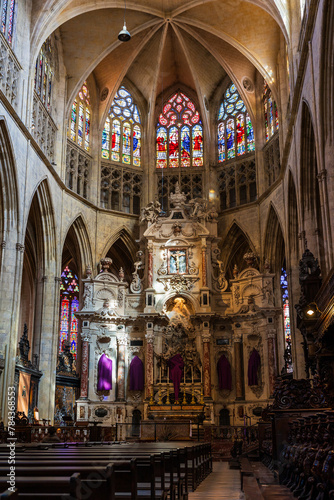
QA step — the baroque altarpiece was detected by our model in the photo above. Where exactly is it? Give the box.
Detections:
[76,185,281,429]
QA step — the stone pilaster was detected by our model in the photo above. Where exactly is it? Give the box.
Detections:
[234,335,244,400]
[147,243,153,289]
[116,334,128,401]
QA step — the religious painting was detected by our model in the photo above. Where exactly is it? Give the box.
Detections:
[168,248,187,274]
[17,371,31,417]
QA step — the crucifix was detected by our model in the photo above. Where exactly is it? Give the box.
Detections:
[170,249,186,274]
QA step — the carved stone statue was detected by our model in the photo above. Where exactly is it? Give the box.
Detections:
[170,182,187,209]
[130,251,144,293]
[140,200,161,224]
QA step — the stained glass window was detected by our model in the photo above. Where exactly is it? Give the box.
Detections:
[69,81,91,152]
[263,80,279,142]
[218,83,254,163]
[59,266,79,358]
[102,118,110,159]
[101,86,141,166]
[34,37,53,111]
[156,91,203,168]
[1,0,15,45]
[280,267,293,373]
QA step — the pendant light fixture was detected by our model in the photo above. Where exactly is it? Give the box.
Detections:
[118,0,131,42]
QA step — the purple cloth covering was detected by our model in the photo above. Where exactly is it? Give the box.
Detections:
[217,354,232,390]
[129,356,144,391]
[248,349,261,386]
[168,354,184,401]
[97,353,112,391]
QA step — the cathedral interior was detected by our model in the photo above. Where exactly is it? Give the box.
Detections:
[1,0,334,482]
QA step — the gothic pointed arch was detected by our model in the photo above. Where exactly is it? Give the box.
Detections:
[62,214,93,277]
[220,222,257,283]
[300,101,325,273]
[102,227,138,283]
[19,178,56,359]
[263,203,285,274]
[0,118,19,240]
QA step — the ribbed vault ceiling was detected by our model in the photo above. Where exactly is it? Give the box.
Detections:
[31,0,284,127]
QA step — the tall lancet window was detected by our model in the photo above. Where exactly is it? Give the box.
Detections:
[218,83,255,163]
[69,82,91,152]
[1,0,16,45]
[34,37,53,112]
[102,86,141,166]
[263,80,279,142]
[280,266,293,373]
[156,91,203,168]
[59,266,79,358]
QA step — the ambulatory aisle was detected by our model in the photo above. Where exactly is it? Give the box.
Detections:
[189,462,242,500]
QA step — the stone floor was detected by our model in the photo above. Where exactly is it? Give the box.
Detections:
[188,461,295,500]
[189,462,242,499]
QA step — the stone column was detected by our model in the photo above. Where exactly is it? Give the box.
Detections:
[80,337,90,399]
[117,334,128,401]
[267,330,278,396]
[234,335,244,400]
[202,247,207,287]
[147,244,153,289]
[202,327,211,398]
[145,325,154,400]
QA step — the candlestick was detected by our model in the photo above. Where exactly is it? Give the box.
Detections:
[191,383,195,405]
[166,383,170,405]
[200,365,202,383]
[158,383,162,405]
[184,365,185,384]
[182,383,187,405]
[160,363,162,384]
[192,366,194,384]
[167,366,169,383]
[149,384,154,405]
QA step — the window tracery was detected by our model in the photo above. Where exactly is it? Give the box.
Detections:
[100,165,142,214]
[34,37,53,112]
[263,80,279,142]
[69,81,91,152]
[157,173,203,213]
[218,83,255,163]
[156,91,203,169]
[102,86,141,167]
[1,0,15,45]
[59,266,79,358]
[218,159,256,210]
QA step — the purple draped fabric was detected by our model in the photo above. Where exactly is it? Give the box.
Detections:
[168,354,184,401]
[97,354,112,391]
[248,349,261,386]
[129,356,144,391]
[217,354,232,390]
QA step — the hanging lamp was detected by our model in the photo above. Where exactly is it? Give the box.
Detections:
[118,0,131,42]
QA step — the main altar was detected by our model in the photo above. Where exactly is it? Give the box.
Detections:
[75,184,280,432]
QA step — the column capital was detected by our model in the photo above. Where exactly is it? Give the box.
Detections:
[202,331,211,343]
[117,334,129,346]
[233,335,243,343]
[81,333,91,342]
[145,331,155,344]
[267,329,277,339]
[16,243,24,252]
